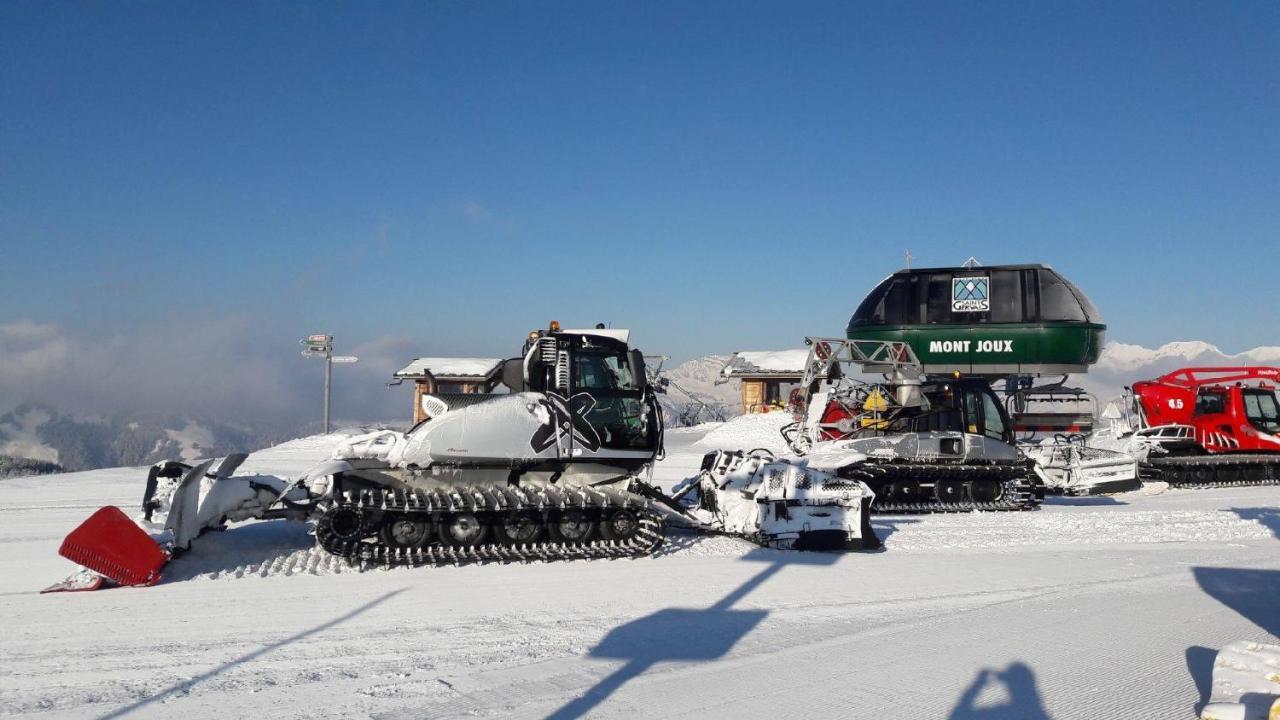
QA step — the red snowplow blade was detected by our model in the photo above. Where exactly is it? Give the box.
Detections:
[57,506,168,587]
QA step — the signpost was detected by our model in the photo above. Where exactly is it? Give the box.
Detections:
[300,334,357,433]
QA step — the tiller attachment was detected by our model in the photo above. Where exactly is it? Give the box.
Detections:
[52,506,168,589]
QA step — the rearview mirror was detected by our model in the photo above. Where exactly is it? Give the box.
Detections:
[628,350,647,391]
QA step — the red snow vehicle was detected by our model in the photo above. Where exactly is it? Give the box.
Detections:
[1130,367,1280,486]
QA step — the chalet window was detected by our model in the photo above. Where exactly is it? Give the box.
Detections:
[766,381,798,406]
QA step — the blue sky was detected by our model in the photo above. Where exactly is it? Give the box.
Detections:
[2,2,1277,422]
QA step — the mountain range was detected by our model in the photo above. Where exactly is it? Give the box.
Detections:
[0,405,282,477]
[3,340,1277,476]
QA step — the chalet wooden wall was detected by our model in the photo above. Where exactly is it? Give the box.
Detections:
[412,379,487,423]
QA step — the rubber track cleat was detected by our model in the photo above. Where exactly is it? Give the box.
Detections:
[55,506,168,588]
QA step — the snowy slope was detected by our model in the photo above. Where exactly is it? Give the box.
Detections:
[1080,341,1280,403]
[654,355,740,426]
[2,428,1279,719]
[0,405,58,463]
[0,405,274,472]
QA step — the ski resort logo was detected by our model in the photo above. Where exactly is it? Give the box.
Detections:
[530,392,602,453]
[951,276,990,312]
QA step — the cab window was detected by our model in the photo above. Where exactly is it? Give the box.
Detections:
[987,270,1024,323]
[851,276,916,326]
[572,352,637,391]
[981,391,1008,441]
[1195,390,1226,415]
[962,389,981,434]
[571,350,650,450]
[1038,271,1088,322]
[1243,391,1280,433]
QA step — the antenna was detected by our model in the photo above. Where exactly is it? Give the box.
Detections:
[904,250,913,270]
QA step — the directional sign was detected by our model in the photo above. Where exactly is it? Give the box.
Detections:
[307,334,332,344]
[330,356,359,364]
[301,349,328,358]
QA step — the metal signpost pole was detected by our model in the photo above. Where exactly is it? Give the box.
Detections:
[324,349,332,434]
[302,334,356,436]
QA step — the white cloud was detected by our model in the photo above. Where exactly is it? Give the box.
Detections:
[0,317,416,429]
[0,320,72,383]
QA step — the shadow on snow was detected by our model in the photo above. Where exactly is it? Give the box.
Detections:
[1042,495,1126,507]
[1187,563,1280,717]
[1185,645,1217,715]
[160,520,318,582]
[947,662,1050,720]
[1232,507,1280,541]
[871,517,920,543]
[545,548,843,719]
[99,587,408,718]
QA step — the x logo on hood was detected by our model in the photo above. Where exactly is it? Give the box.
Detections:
[530,392,602,454]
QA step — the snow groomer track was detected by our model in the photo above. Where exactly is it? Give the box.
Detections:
[315,483,666,567]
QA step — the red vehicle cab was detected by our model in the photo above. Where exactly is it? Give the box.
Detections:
[1132,367,1280,454]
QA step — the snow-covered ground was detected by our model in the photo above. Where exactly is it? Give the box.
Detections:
[3,427,1279,719]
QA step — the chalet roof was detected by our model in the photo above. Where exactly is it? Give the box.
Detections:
[394,357,504,380]
[720,349,810,379]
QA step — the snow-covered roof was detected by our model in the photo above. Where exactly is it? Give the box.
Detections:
[561,328,630,344]
[721,349,810,378]
[394,357,504,380]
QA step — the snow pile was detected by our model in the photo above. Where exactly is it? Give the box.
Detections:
[693,412,794,454]
[1201,641,1280,719]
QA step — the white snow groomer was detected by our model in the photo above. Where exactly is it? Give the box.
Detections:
[54,324,672,589]
[671,449,881,551]
[778,338,1043,513]
[52,324,885,592]
[1005,381,1140,496]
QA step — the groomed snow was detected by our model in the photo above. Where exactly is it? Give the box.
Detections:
[2,425,1279,718]
[692,411,793,454]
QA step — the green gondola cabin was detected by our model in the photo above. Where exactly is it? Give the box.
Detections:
[847,264,1105,377]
